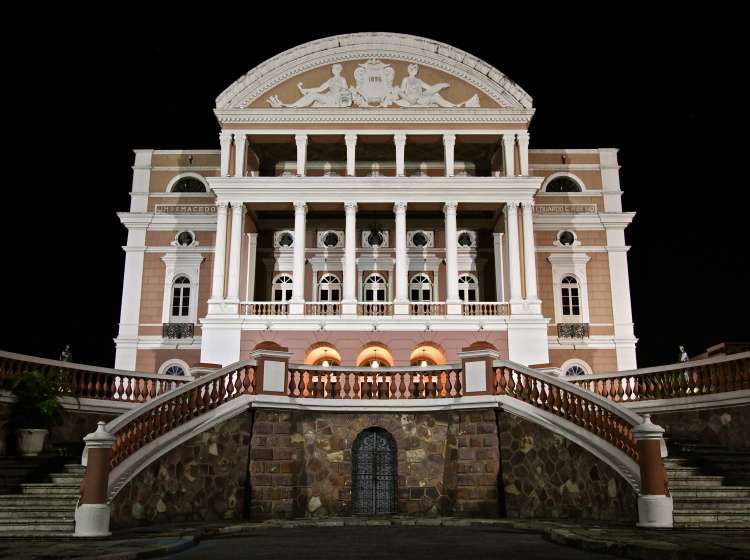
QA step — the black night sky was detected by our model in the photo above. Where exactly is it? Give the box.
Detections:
[1,10,747,369]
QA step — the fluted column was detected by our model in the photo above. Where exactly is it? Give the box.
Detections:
[343,201,358,314]
[517,132,530,176]
[234,133,247,177]
[502,134,515,177]
[394,134,406,177]
[345,134,357,176]
[246,233,258,302]
[393,201,408,314]
[504,202,523,305]
[521,202,539,309]
[291,202,307,313]
[492,232,505,302]
[295,134,308,176]
[443,134,456,177]
[226,203,246,303]
[444,201,461,313]
[219,132,232,177]
[210,201,229,303]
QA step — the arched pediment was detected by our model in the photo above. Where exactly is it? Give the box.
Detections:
[216,33,532,110]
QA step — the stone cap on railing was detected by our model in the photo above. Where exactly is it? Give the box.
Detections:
[569,350,750,382]
[0,350,189,384]
[492,358,644,428]
[287,363,461,374]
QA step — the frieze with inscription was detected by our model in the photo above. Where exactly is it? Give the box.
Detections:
[534,204,598,215]
[155,204,217,215]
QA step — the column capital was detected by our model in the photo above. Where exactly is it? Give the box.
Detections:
[502,133,515,145]
[219,131,233,143]
[344,201,358,213]
[443,133,456,145]
[345,134,357,144]
[521,200,534,211]
[393,133,407,145]
[503,201,519,214]
[216,200,229,210]
[516,131,530,143]
[294,134,308,144]
[443,201,458,214]
[293,201,308,214]
[231,202,247,214]
[393,201,407,214]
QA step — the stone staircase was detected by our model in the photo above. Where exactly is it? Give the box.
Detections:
[0,460,83,536]
[667,442,750,529]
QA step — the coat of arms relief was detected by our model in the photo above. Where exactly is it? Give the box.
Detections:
[266,61,481,108]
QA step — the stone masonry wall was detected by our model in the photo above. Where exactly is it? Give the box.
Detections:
[651,404,750,450]
[497,412,637,522]
[111,414,252,528]
[248,410,500,519]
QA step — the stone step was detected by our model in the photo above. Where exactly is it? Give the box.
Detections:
[20,483,80,496]
[673,509,750,520]
[0,495,78,507]
[668,476,725,487]
[63,464,85,474]
[0,507,75,520]
[50,473,84,484]
[665,465,701,475]
[673,521,750,529]
[0,520,74,533]
[671,487,750,498]
[700,455,750,463]
[673,497,750,510]
[663,457,690,465]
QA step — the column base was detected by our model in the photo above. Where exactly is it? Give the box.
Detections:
[288,301,305,316]
[207,299,239,315]
[446,300,463,315]
[74,503,111,537]
[341,301,358,315]
[393,301,410,315]
[636,494,673,528]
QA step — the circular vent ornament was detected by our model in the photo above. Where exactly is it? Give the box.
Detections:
[323,231,340,247]
[412,231,428,247]
[278,232,294,247]
[177,231,195,246]
[368,231,384,247]
[458,232,473,247]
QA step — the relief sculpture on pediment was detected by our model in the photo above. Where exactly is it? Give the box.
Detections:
[266,60,481,108]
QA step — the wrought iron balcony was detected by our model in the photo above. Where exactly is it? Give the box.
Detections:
[557,323,589,339]
[162,323,195,339]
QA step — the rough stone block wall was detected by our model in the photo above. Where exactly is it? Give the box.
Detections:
[497,412,636,521]
[111,414,252,528]
[453,410,501,516]
[651,404,750,450]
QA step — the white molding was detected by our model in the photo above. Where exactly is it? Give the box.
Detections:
[624,390,750,414]
[157,358,191,377]
[541,171,587,193]
[547,253,592,325]
[560,358,593,376]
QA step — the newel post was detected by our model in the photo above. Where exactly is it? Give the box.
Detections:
[250,347,293,396]
[74,421,116,537]
[632,414,673,528]
[458,346,501,396]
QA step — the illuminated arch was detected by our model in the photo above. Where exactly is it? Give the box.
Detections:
[409,342,447,366]
[304,342,343,366]
[356,342,394,368]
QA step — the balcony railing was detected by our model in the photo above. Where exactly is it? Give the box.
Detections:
[557,323,590,339]
[357,302,393,316]
[162,323,194,339]
[462,302,510,316]
[305,302,341,316]
[409,302,446,316]
[240,302,289,315]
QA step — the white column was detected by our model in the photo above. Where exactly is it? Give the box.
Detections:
[394,134,406,177]
[517,132,530,176]
[219,132,232,177]
[502,134,515,177]
[290,201,307,313]
[444,201,461,314]
[234,133,247,177]
[393,201,408,314]
[343,201,358,314]
[246,233,258,302]
[606,226,638,370]
[521,201,540,312]
[345,134,357,177]
[210,201,229,300]
[226,203,246,303]
[295,134,308,176]
[114,224,147,370]
[504,202,523,307]
[443,134,456,177]
[492,232,505,302]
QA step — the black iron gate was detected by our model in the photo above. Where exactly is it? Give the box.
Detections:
[352,427,398,514]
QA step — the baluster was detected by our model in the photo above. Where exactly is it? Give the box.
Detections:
[530,378,540,404]
[717,363,727,393]
[341,372,350,399]
[124,376,133,402]
[424,375,434,398]
[614,378,624,402]
[574,394,584,426]
[396,372,406,398]
[496,368,506,395]
[416,375,425,399]
[539,382,548,410]
[132,378,142,402]
[506,369,515,395]
[451,370,461,397]
[390,375,398,399]
[324,373,333,399]
[353,373,361,399]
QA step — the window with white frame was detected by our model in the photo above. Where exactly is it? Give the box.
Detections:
[272,274,293,302]
[363,273,387,302]
[158,359,190,377]
[561,275,581,319]
[410,274,432,302]
[171,276,191,319]
[318,274,341,302]
[561,359,592,377]
[458,273,478,302]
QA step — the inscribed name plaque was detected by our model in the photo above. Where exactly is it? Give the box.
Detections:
[262,360,286,393]
[463,360,488,393]
[154,205,217,214]
[534,204,597,215]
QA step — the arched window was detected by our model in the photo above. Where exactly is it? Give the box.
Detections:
[363,273,387,302]
[561,276,581,318]
[171,176,207,193]
[545,176,582,193]
[561,359,591,377]
[158,359,190,377]
[409,274,432,302]
[458,274,478,302]
[171,276,191,318]
[272,274,293,302]
[318,274,341,302]
[565,364,587,376]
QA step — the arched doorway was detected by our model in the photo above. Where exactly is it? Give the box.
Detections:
[352,427,398,514]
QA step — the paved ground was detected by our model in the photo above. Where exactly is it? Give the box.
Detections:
[164,525,619,560]
[1,518,749,559]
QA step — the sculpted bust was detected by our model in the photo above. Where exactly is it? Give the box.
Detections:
[390,64,479,108]
[267,64,352,108]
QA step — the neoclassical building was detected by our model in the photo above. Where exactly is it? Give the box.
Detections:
[114,33,637,378]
